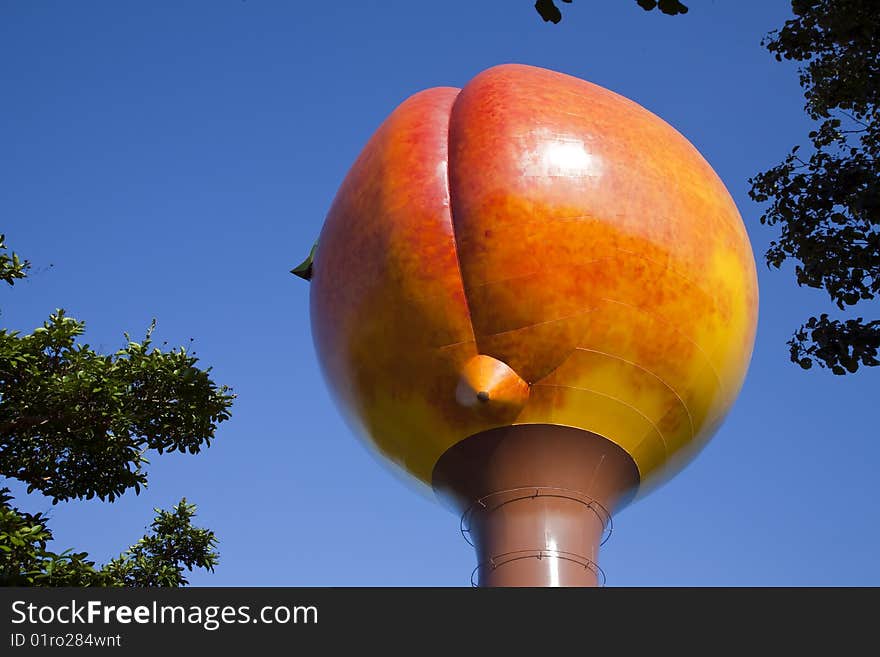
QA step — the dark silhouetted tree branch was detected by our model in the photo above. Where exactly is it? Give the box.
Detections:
[749,0,880,374]
[535,0,688,24]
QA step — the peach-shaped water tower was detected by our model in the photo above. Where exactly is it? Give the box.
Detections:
[297,64,758,586]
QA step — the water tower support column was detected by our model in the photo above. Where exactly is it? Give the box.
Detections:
[432,424,640,587]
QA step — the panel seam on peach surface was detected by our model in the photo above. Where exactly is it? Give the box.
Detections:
[471,307,599,341]
[444,89,478,347]
[570,347,696,443]
[599,297,727,398]
[531,383,669,459]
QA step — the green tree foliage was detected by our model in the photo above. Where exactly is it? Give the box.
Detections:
[0,237,233,585]
[0,235,30,286]
[0,311,232,503]
[749,1,879,374]
[100,499,218,587]
[534,0,688,24]
[1,493,217,586]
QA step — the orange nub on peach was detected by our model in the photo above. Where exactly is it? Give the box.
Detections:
[309,64,758,495]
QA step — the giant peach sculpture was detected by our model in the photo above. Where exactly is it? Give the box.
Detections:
[297,64,758,586]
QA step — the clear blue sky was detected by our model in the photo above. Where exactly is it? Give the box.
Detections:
[2,1,877,586]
